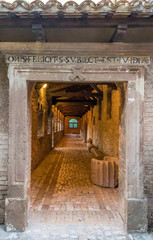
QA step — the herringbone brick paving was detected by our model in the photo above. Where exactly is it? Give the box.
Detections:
[30,135,123,227]
[0,135,152,239]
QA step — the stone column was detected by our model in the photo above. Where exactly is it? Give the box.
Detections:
[120,69,148,232]
[5,66,29,231]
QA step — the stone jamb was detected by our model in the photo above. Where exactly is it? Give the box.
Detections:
[5,61,147,232]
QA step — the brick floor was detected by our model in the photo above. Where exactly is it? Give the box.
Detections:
[30,135,123,227]
[0,135,153,239]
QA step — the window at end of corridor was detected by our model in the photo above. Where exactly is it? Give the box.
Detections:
[69,118,78,129]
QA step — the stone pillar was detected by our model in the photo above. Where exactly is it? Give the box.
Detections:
[119,70,148,233]
[5,66,29,231]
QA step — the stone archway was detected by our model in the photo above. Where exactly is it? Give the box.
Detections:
[5,49,148,232]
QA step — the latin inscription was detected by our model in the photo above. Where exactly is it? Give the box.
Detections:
[6,55,150,65]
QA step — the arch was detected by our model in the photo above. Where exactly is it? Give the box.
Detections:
[69,118,78,128]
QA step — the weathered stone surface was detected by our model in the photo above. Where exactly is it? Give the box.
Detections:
[0,223,153,240]
[91,158,118,188]
[143,63,153,231]
[5,198,27,232]
[127,198,148,233]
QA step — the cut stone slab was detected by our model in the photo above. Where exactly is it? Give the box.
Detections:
[5,198,27,232]
[91,158,118,188]
[126,198,148,233]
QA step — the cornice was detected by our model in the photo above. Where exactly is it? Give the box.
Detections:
[0,0,153,14]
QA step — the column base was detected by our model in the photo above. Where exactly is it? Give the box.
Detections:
[126,198,148,233]
[5,198,27,232]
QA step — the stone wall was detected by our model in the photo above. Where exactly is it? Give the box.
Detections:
[31,87,64,171]
[54,131,64,147]
[31,86,51,171]
[0,54,8,224]
[64,116,81,135]
[82,85,120,160]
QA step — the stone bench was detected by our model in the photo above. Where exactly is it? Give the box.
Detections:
[91,157,118,188]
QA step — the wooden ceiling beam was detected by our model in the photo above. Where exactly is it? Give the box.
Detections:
[50,91,102,98]
[81,11,88,20]
[8,12,19,19]
[54,99,96,103]
[129,11,139,18]
[111,23,128,42]
[62,112,85,114]
[59,106,89,110]
[61,107,88,111]
[57,11,64,20]
[58,106,89,110]
[0,17,153,28]
[90,84,103,94]
[58,110,88,114]
[48,84,74,92]
[64,114,81,117]
[56,102,93,107]
[105,11,114,19]
[53,99,97,105]
[32,23,46,42]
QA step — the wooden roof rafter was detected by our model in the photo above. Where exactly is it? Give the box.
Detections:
[36,82,116,117]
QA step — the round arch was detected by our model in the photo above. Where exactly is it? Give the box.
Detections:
[69,118,78,128]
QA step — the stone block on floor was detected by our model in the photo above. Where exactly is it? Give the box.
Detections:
[91,158,118,188]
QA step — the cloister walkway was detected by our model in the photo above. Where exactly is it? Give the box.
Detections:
[30,134,123,228]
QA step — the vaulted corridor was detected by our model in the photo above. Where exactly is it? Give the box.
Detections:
[30,135,123,228]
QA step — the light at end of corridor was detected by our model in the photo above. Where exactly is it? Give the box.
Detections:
[43,84,47,88]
